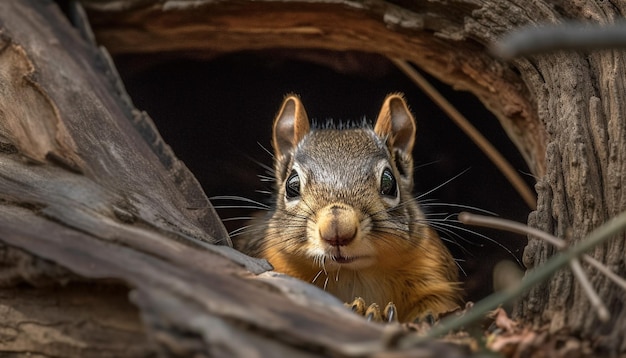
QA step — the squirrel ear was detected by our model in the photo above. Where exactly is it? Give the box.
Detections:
[374,93,416,154]
[272,95,310,159]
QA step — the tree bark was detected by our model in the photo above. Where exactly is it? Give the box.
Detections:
[82,0,626,354]
[85,0,546,179]
[0,1,465,357]
[1,0,625,356]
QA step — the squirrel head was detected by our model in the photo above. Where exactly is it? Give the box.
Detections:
[272,93,416,188]
[266,94,428,273]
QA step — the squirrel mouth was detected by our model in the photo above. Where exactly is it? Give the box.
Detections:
[331,255,357,264]
[327,247,369,265]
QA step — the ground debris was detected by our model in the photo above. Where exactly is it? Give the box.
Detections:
[485,308,594,357]
[396,305,597,358]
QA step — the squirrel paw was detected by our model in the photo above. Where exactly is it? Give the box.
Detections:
[346,297,398,323]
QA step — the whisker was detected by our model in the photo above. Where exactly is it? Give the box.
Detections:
[210,195,270,209]
[221,216,255,222]
[415,168,471,200]
[212,205,270,210]
[429,231,475,255]
[430,219,521,265]
[428,220,493,243]
[413,160,441,172]
[426,222,485,247]
[420,202,498,216]
[228,224,261,238]
[257,141,275,160]
[268,209,310,221]
[296,196,317,220]
[455,261,468,277]
[312,269,324,284]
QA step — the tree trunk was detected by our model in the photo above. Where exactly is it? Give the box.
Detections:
[1,0,625,356]
[0,1,466,357]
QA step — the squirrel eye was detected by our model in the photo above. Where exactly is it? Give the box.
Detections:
[285,170,301,199]
[380,168,398,197]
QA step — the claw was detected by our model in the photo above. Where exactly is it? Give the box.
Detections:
[365,303,382,322]
[346,297,367,315]
[347,298,399,324]
[383,302,398,323]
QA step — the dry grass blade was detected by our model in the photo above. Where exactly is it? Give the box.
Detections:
[459,213,626,292]
[459,213,620,321]
[400,210,626,344]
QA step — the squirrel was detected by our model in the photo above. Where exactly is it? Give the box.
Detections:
[236,93,461,323]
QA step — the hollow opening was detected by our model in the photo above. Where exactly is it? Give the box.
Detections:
[113,49,533,302]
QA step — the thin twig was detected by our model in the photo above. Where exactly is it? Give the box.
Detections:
[491,21,626,60]
[390,58,537,210]
[459,213,613,321]
[459,213,626,292]
[401,210,626,343]
[568,259,610,321]
[460,213,610,321]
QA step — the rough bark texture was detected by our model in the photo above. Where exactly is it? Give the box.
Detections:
[512,4,626,353]
[1,0,625,356]
[82,0,626,354]
[0,280,151,357]
[85,0,546,179]
[0,1,465,357]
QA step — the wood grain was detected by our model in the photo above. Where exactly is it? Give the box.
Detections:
[1,0,626,355]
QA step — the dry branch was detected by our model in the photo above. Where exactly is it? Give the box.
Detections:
[81,0,626,353]
[0,1,464,356]
[1,0,626,356]
[82,0,545,178]
[81,3,626,350]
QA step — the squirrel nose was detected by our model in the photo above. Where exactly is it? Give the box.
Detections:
[318,204,358,246]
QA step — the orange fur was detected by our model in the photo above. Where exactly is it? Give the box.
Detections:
[236,94,462,323]
[262,225,460,322]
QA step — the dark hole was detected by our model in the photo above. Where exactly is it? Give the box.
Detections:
[113,49,533,302]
